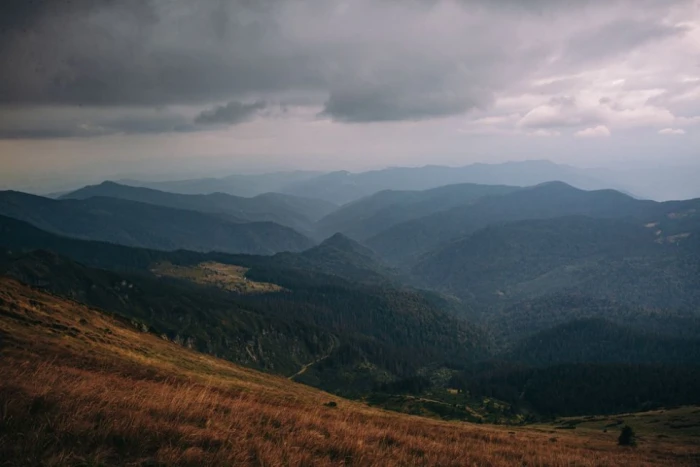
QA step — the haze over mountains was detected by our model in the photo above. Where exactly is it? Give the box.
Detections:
[109,160,700,203]
[61,180,336,236]
[105,161,610,201]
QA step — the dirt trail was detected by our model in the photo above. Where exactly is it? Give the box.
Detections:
[289,342,336,380]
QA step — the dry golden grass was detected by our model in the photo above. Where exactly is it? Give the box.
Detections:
[151,261,284,294]
[1,277,698,466]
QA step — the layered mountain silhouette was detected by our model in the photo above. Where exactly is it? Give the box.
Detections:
[0,191,315,254]
[315,182,518,240]
[62,181,336,235]
[367,181,700,263]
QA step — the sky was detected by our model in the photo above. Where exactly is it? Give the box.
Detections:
[1,0,699,192]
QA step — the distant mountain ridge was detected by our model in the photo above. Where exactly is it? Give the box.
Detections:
[115,160,624,205]
[0,191,315,255]
[412,215,700,309]
[367,181,700,264]
[61,181,336,235]
[118,170,324,197]
[0,215,391,286]
[282,160,618,204]
[315,182,519,240]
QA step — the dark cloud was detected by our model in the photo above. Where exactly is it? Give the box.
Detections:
[322,81,492,122]
[0,0,694,136]
[195,100,266,125]
[0,1,320,107]
[0,106,195,139]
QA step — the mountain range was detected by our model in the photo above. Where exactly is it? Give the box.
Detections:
[367,181,700,264]
[2,167,700,429]
[112,160,633,204]
[0,190,315,254]
[62,181,336,236]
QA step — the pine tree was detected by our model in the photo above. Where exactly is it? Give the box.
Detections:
[618,425,636,446]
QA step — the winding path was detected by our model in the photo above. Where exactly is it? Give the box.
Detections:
[289,341,336,380]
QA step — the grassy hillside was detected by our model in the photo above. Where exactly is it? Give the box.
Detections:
[2,277,698,466]
[0,191,315,255]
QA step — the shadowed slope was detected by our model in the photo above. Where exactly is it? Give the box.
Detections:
[0,190,315,255]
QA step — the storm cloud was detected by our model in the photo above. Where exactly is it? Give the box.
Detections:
[0,0,698,140]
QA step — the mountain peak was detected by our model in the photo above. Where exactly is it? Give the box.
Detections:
[305,232,381,264]
[531,180,578,190]
[318,232,372,255]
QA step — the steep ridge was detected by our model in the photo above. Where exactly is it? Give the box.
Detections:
[0,191,315,254]
[271,233,395,283]
[0,215,391,284]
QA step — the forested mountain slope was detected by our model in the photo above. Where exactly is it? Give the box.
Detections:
[0,246,488,394]
[0,191,315,254]
[368,182,700,264]
[62,181,336,234]
[412,216,700,309]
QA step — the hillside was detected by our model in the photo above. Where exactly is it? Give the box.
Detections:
[4,278,697,466]
[0,247,488,394]
[0,249,335,375]
[315,182,518,240]
[271,233,396,283]
[456,362,700,417]
[504,318,700,366]
[0,191,315,255]
[412,216,700,310]
[0,215,395,285]
[367,182,700,264]
[484,294,700,348]
[62,181,336,234]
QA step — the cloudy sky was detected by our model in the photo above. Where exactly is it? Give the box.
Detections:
[1,0,699,191]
